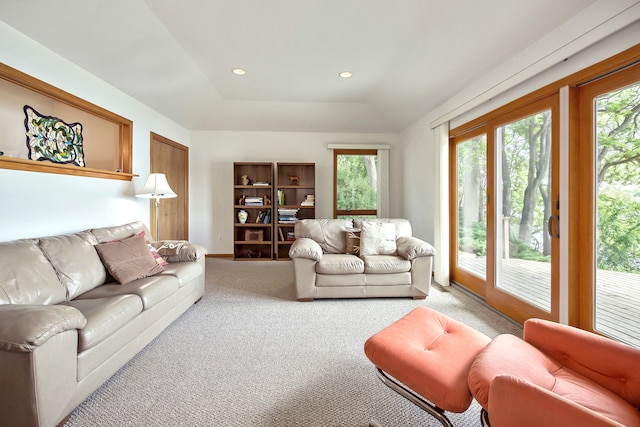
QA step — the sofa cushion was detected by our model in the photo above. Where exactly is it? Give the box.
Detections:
[360,221,397,256]
[362,255,411,274]
[63,294,143,351]
[89,221,153,244]
[0,239,67,305]
[316,254,365,274]
[94,234,165,284]
[38,231,108,300]
[160,262,203,287]
[75,275,179,310]
[295,219,353,254]
[354,218,412,239]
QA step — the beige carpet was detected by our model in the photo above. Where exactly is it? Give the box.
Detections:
[64,258,522,427]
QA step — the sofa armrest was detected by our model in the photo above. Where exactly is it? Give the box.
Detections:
[0,305,86,352]
[396,236,436,260]
[151,240,208,262]
[487,375,622,427]
[289,238,323,262]
[524,319,640,404]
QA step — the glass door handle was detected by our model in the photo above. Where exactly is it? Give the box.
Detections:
[547,215,560,238]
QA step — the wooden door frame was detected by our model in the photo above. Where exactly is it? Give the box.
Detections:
[485,94,560,324]
[150,132,189,239]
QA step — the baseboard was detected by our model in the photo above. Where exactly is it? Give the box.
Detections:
[446,282,523,330]
[206,253,234,258]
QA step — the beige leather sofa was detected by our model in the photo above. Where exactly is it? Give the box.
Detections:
[289,218,436,300]
[0,221,206,427]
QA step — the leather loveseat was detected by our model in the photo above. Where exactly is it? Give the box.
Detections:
[289,218,436,301]
[0,221,206,427]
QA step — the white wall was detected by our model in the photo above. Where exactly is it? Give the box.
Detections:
[0,21,190,241]
[189,131,401,252]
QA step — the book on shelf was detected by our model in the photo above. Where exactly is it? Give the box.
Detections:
[300,194,315,206]
[278,228,285,241]
[245,196,264,206]
[286,231,296,241]
[253,182,270,186]
[256,210,271,224]
[277,208,299,215]
[277,207,299,224]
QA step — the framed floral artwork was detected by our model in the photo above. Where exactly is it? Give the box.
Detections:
[23,105,85,167]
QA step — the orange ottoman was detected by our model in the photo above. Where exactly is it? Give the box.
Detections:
[364,307,491,425]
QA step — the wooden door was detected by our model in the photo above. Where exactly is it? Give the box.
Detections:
[150,132,188,240]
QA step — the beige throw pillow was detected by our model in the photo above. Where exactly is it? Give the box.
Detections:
[360,222,397,256]
[94,234,165,284]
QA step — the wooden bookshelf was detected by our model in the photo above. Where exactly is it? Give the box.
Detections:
[275,162,315,260]
[233,162,274,260]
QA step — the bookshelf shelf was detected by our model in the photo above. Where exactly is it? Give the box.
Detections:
[233,162,274,260]
[275,162,315,260]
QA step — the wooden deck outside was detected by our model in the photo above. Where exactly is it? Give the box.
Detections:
[458,255,640,348]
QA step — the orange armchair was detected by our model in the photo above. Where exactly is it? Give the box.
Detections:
[468,319,640,427]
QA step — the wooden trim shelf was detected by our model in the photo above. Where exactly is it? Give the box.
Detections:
[0,62,133,180]
[0,156,135,180]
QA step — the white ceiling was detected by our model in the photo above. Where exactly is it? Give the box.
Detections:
[0,0,598,132]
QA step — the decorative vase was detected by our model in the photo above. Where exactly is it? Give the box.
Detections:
[237,210,248,224]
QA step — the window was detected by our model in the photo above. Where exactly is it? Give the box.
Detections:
[334,149,378,218]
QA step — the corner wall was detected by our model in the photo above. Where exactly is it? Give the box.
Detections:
[189,131,401,253]
[0,21,190,241]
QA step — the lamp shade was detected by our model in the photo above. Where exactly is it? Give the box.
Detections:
[136,173,177,199]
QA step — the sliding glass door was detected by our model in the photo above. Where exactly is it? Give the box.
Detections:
[450,95,559,323]
[576,63,640,347]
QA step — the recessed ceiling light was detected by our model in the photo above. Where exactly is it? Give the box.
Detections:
[232,68,246,76]
[339,71,353,78]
